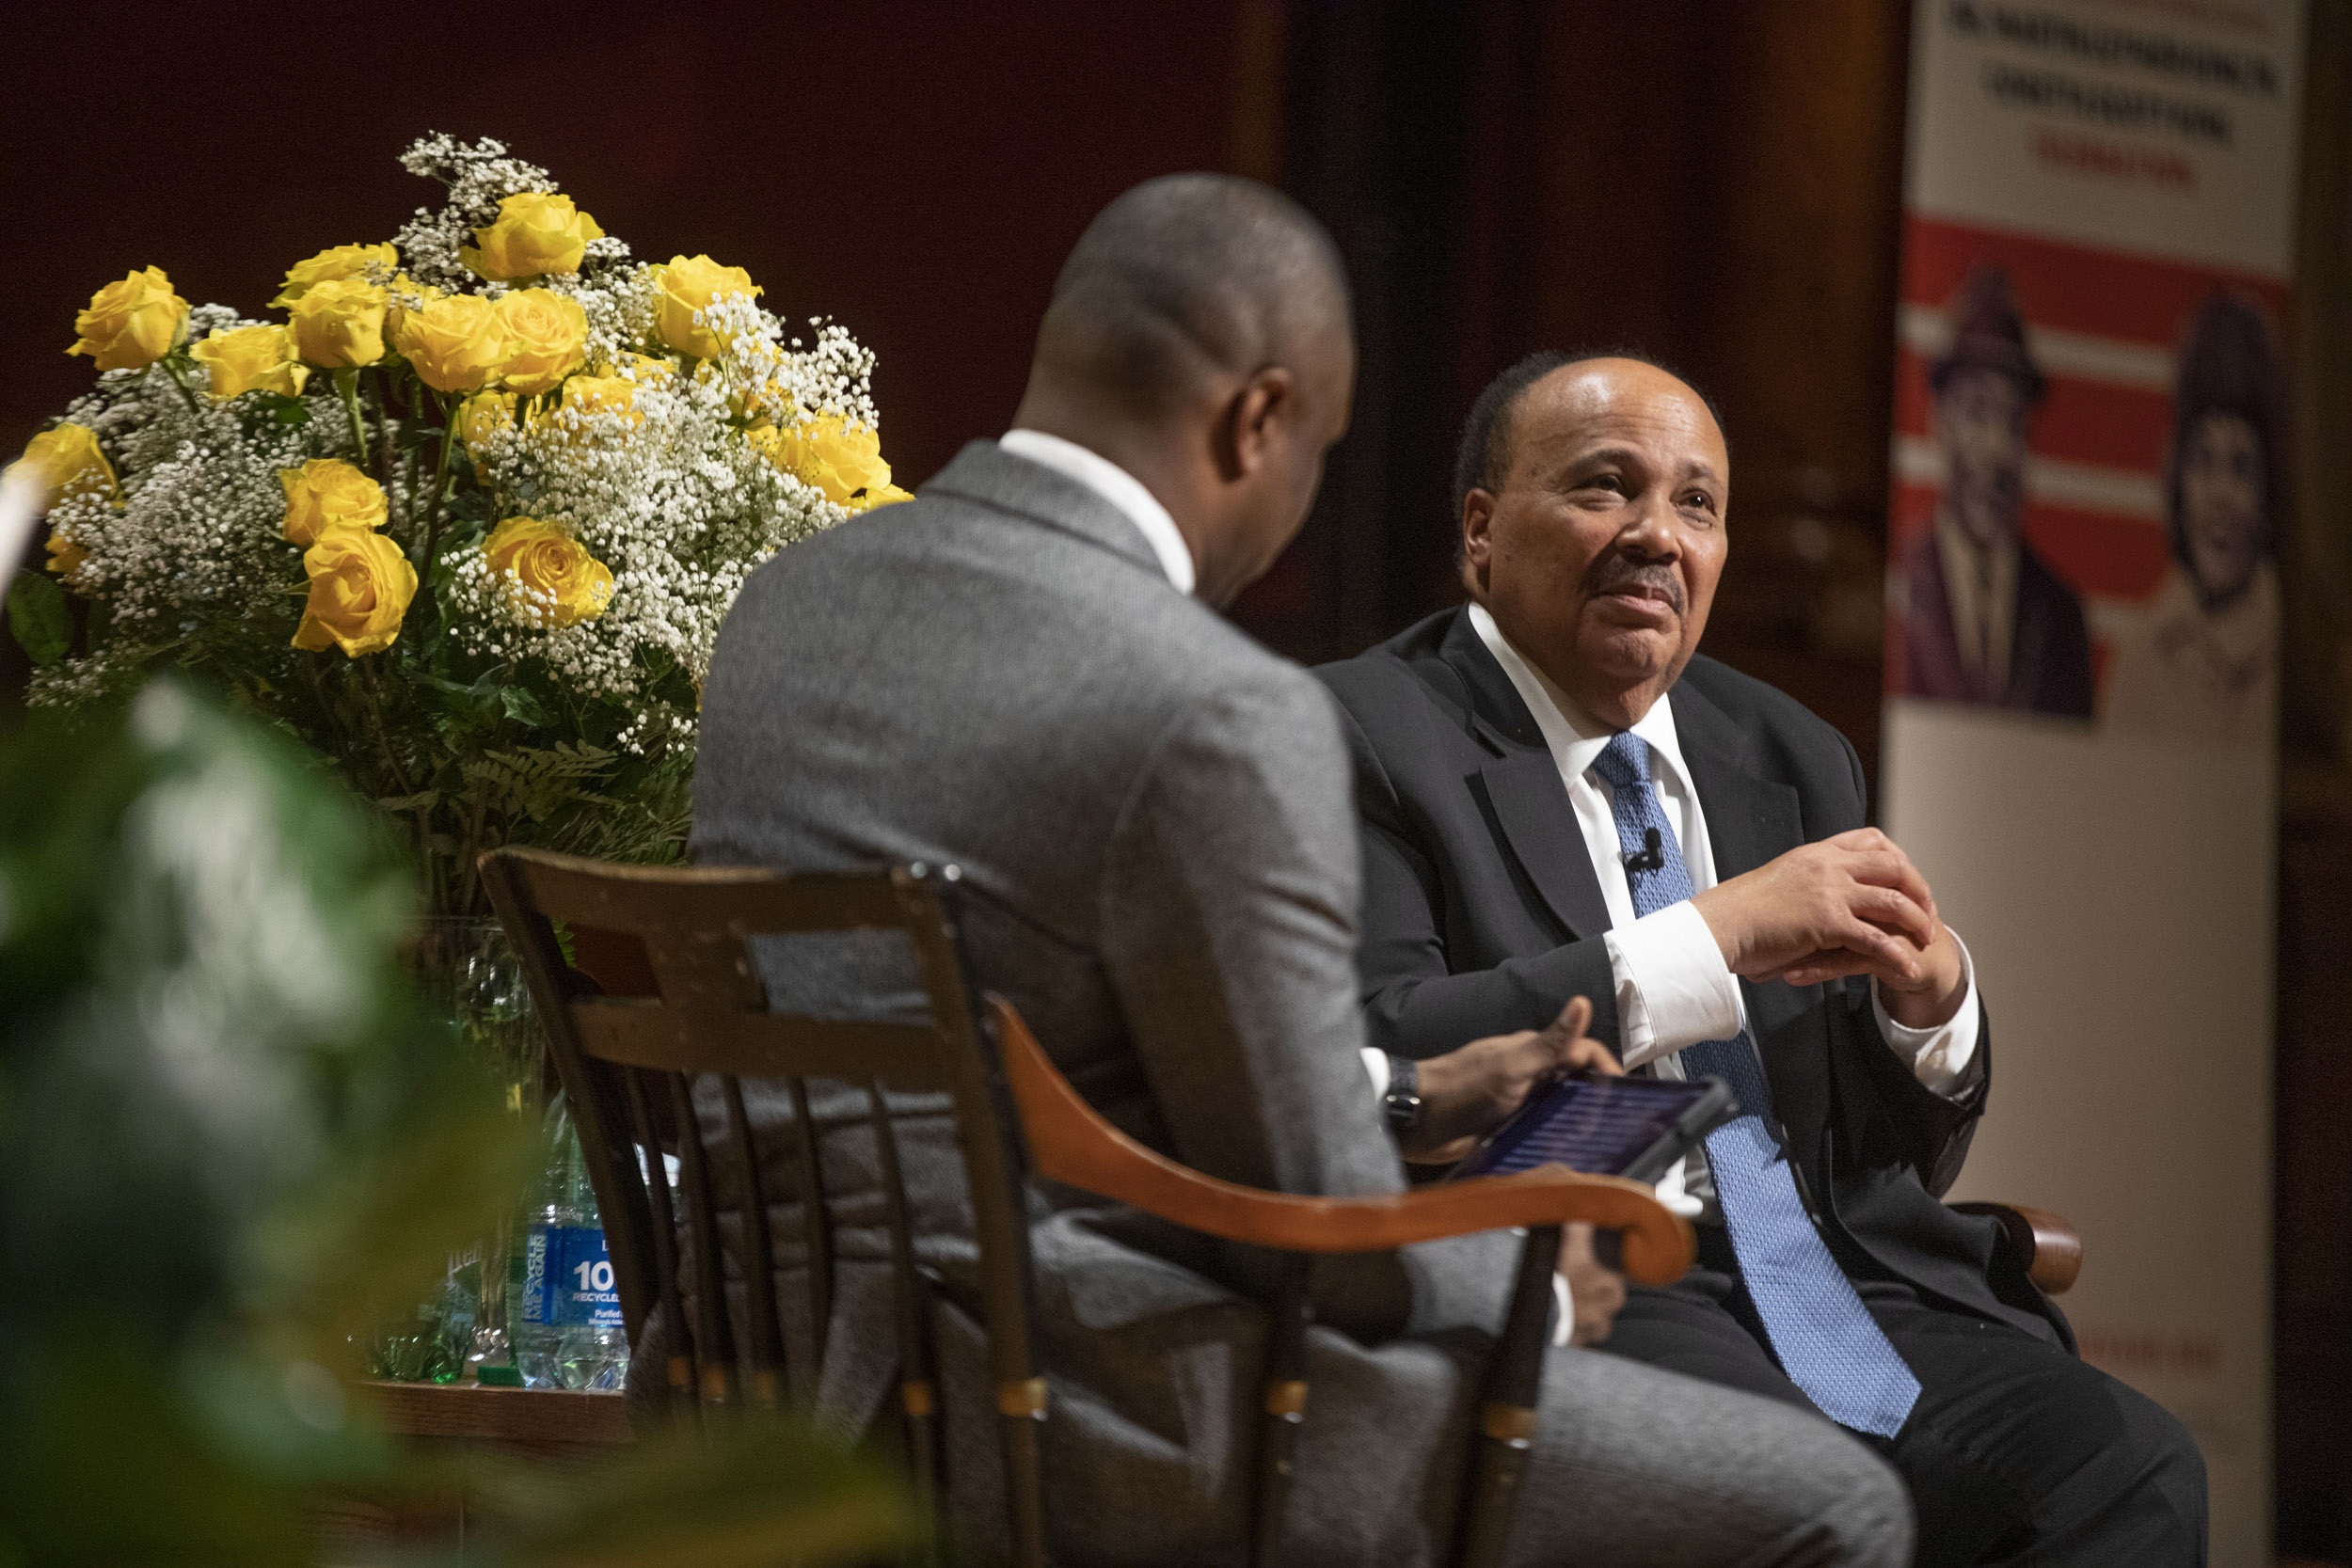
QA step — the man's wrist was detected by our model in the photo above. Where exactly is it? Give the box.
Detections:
[1381,1053,1425,1137]
[1874,927,1980,1094]
[1877,928,1968,1028]
[1688,883,1743,973]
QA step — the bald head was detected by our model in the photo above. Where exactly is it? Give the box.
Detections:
[1033,173,1352,419]
[1011,176,1357,608]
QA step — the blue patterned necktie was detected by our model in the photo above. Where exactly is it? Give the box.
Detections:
[1591,731,1920,1437]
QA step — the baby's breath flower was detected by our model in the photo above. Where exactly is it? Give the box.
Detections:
[438,253,870,751]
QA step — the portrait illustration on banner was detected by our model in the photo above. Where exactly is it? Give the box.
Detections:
[2103,293,2286,748]
[1885,231,2289,749]
[1893,262,2095,718]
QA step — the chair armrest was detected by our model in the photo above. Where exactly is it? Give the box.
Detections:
[989,996,1695,1286]
[1949,1201,2082,1295]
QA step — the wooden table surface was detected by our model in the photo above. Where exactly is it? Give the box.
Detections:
[360,1379,635,1447]
[316,1382,635,1555]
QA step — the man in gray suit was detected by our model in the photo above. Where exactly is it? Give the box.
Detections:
[690,174,1910,1565]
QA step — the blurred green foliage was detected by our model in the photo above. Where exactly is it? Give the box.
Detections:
[0,682,914,1567]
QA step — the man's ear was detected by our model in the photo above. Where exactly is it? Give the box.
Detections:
[1459,488,1500,602]
[1213,365,1294,483]
[1462,487,1497,565]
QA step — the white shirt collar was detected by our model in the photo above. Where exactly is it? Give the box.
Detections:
[998,429,1195,595]
[1465,601,1695,799]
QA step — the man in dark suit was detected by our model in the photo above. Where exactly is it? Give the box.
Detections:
[1315,352,2203,1566]
[1894,263,2095,718]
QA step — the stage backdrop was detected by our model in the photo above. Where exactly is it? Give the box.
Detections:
[1881,1,2303,1560]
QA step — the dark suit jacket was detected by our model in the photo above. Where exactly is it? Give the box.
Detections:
[1897,529,2095,718]
[1313,607,2071,1350]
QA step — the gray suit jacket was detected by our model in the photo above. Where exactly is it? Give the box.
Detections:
[679,441,1518,1560]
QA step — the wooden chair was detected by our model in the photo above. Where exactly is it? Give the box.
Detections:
[1952,1202,2081,1295]
[480,847,1697,1568]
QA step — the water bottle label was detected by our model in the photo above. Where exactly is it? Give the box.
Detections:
[556,1227,622,1328]
[518,1223,556,1327]
[518,1224,621,1329]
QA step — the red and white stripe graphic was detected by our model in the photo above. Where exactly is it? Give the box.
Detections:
[1886,215,2289,680]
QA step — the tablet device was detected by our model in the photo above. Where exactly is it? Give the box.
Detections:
[1445,1073,1738,1185]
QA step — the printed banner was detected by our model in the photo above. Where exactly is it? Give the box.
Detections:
[1880,3,2304,1561]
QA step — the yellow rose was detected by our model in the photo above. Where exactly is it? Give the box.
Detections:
[270,243,397,308]
[9,423,119,509]
[860,482,915,511]
[760,415,900,510]
[190,324,310,400]
[457,389,517,454]
[393,293,506,394]
[555,373,643,429]
[383,273,445,342]
[45,529,87,582]
[287,277,388,369]
[461,192,604,280]
[494,288,589,395]
[67,266,189,372]
[279,459,388,546]
[292,526,417,657]
[483,516,614,628]
[651,254,760,357]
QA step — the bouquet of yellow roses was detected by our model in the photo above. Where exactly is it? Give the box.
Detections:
[8,135,909,914]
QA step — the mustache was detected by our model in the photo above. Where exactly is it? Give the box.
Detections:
[1587,557,1686,613]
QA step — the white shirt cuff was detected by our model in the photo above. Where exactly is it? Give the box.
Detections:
[1603,899,1745,1069]
[1649,1155,1706,1219]
[1361,1046,1391,1098]
[1552,1272,1572,1347]
[1872,927,1982,1099]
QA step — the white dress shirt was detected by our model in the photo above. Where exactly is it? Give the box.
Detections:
[1467,602,1983,1219]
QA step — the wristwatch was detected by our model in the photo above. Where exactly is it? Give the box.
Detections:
[1381,1053,1424,1137]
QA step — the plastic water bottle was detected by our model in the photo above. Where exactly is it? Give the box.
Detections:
[550,1129,630,1389]
[509,1109,567,1387]
[512,1097,629,1389]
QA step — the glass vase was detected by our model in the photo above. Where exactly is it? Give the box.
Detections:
[382,917,544,1382]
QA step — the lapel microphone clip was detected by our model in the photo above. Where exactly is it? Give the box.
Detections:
[1623,827,1665,874]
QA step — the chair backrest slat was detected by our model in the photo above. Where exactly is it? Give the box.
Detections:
[668,1068,739,1410]
[720,1073,789,1410]
[489,883,662,1354]
[868,1077,943,1563]
[892,873,1049,1568]
[787,1076,834,1385]
[494,858,912,937]
[573,1006,950,1085]
[626,1066,696,1411]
